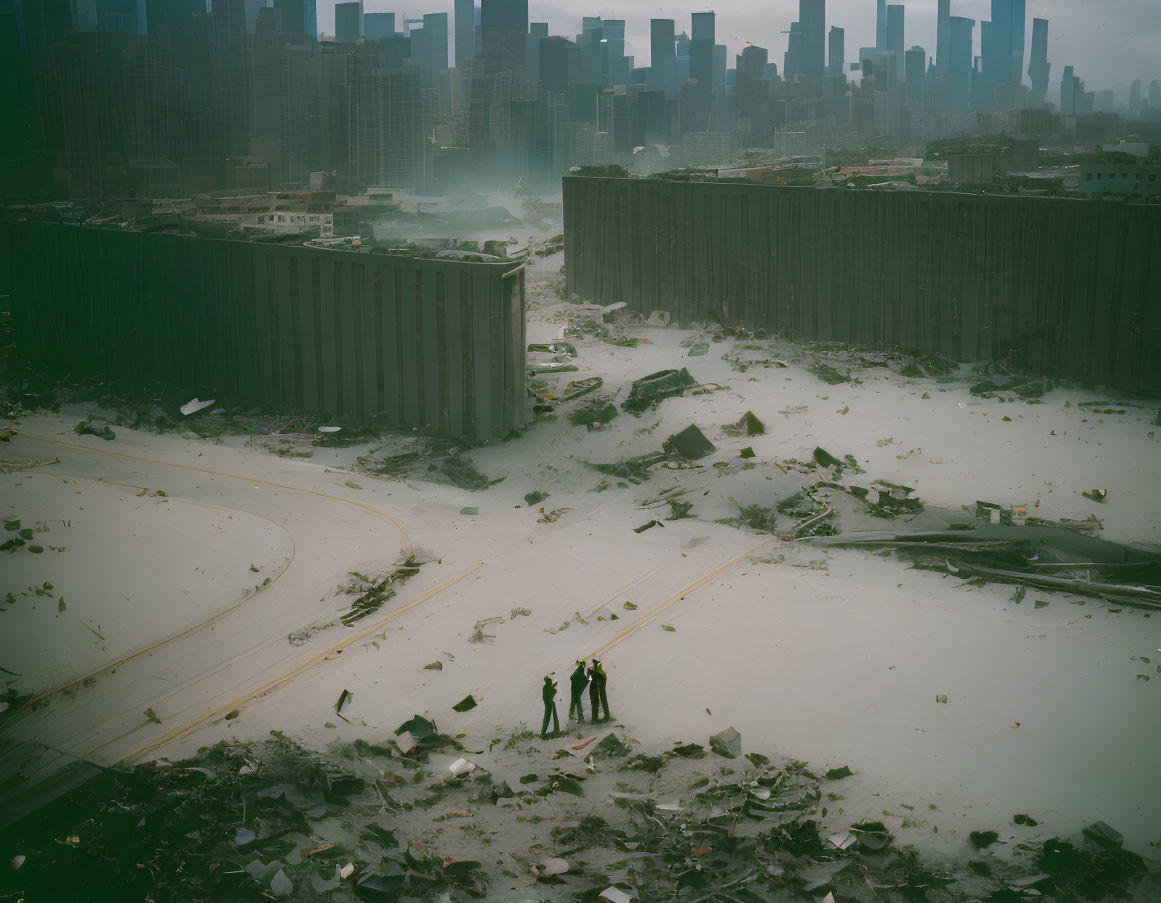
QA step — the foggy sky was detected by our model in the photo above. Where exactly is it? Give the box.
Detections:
[328,0,1160,98]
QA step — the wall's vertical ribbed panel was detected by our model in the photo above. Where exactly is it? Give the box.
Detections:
[563,177,1161,393]
[2,224,526,439]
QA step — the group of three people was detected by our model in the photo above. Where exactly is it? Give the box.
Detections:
[541,658,609,738]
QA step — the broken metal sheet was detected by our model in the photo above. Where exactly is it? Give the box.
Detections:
[663,424,717,460]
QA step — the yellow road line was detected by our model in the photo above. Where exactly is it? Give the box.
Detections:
[584,539,777,660]
[10,429,414,554]
[119,561,483,763]
[584,568,660,618]
[22,485,297,711]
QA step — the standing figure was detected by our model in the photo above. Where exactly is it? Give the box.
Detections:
[588,658,610,722]
[540,675,560,738]
[568,659,588,722]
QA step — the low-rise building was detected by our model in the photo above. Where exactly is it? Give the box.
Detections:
[1078,163,1161,196]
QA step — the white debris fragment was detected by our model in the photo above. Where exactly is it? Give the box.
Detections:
[340,863,355,879]
[318,426,342,433]
[828,832,857,850]
[599,888,633,903]
[449,757,475,776]
[11,855,26,870]
[180,397,215,416]
[541,857,569,876]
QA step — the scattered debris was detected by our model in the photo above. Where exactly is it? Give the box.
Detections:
[622,368,698,415]
[452,695,477,713]
[1082,489,1108,504]
[662,424,716,460]
[970,830,1000,850]
[633,520,663,533]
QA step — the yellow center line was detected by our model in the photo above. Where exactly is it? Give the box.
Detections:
[584,567,660,619]
[22,484,297,710]
[583,539,777,660]
[119,561,483,764]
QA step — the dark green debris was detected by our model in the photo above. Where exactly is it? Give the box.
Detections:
[809,361,849,385]
[340,559,422,626]
[825,765,854,780]
[739,446,755,458]
[74,419,115,441]
[970,829,1000,850]
[452,695,477,713]
[2,727,1149,903]
[622,368,698,415]
[568,399,618,429]
[592,453,664,485]
[424,455,504,491]
[633,519,663,534]
[662,424,716,460]
[723,410,767,437]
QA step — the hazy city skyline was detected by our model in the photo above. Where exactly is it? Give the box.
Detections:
[306,0,1159,99]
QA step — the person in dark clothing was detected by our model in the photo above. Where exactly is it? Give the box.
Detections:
[588,659,609,721]
[541,675,560,738]
[568,659,588,722]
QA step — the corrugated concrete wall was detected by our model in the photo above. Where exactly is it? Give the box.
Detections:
[5,223,526,440]
[563,177,1161,392]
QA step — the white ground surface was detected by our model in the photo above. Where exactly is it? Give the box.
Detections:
[1,248,1159,863]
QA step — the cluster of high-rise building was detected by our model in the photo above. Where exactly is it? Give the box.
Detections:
[0,0,1156,203]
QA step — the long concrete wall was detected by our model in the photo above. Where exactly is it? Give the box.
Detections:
[563,177,1161,392]
[4,223,526,441]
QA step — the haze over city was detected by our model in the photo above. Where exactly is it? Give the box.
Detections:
[1,0,1159,899]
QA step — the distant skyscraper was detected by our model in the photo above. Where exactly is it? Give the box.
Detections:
[936,0,950,76]
[650,18,675,69]
[691,11,714,43]
[1129,79,1142,116]
[1028,17,1049,105]
[1060,64,1076,115]
[364,12,394,41]
[798,0,824,86]
[886,5,903,79]
[334,1,360,42]
[273,0,316,38]
[905,45,924,103]
[480,0,527,73]
[828,25,843,76]
[985,0,1024,92]
[784,21,801,81]
[948,15,974,115]
[650,18,675,93]
[424,12,448,73]
[1149,80,1161,111]
[454,0,473,64]
[875,0,886,50]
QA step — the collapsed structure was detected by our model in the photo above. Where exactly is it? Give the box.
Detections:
[563,176,1161,393]
[2,223,526,441]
